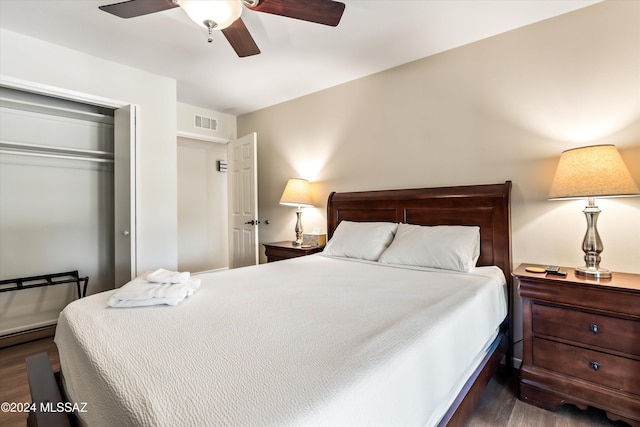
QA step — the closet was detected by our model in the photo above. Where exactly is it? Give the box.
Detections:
[0,87,116,337]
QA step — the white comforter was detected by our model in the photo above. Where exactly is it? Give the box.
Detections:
[55,255,507,427]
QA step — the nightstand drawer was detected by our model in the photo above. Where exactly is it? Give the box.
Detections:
[532,303,640,356]
[533,337,640,396]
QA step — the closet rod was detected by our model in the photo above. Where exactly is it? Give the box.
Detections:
[0,150,114,163]
[0,140,113,158]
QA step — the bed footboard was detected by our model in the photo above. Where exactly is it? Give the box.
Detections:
[25,352,72,427]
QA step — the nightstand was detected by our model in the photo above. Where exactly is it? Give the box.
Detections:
[263,241,325,263]
[514,264,640,425]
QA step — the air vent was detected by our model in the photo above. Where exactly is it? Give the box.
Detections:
[194,114,217,131]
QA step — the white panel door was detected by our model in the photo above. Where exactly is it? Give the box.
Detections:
[227,132,258,268]
[114,105,136,286]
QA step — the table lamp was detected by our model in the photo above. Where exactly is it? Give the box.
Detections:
[280,178,314,246]
[548,144,639,279]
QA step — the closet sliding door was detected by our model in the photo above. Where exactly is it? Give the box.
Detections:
[0,87,122,337]
[114,105,136,287]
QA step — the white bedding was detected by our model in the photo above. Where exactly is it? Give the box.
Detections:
[55,255,507,427]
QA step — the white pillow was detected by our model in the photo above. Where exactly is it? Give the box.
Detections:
[378,223,480,272]
[323,221,398,261]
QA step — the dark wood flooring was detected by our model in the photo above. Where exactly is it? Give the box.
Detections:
[0,337,631,427]
[0,337,59,427]
[466,367,630,427]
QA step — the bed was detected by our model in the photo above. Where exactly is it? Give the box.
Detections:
[28,181,512,427]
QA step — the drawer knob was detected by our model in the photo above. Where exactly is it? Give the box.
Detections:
[590,324,599,334]
[591,361,600,371]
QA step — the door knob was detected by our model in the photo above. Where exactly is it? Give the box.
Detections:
[245,220,261,225]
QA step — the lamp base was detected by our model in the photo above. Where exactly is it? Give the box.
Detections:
[575,198,612,280]
[576,266,612,279]
[292,208,303,247]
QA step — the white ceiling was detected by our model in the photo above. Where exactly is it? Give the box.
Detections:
[0,0,599,116]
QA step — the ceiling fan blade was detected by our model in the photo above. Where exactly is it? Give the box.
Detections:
[247,0,345,27]
[221,18,261,58]
[99,0,178,18]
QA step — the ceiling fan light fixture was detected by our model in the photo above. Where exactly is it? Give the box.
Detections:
[178,0,243,30]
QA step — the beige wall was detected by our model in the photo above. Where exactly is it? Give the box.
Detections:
[239,1,640,356]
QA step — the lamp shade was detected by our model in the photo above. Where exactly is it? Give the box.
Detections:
[280,178,313,208]
[548,145,639,200]
[177,0,242,30]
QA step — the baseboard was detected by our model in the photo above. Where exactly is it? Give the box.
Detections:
[0,325,56,349]
[499,353,522,371]
[194,267,229,274]
[512,357,523,370]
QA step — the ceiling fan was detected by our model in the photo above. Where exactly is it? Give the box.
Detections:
[99,0,346,57]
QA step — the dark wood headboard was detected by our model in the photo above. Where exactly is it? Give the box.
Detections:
[326,181,512,277]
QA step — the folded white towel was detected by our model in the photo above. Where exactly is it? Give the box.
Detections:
[146,268,190,284]
[108,277,201,308]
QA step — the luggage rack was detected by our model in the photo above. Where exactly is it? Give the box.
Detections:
[0,270,88,298]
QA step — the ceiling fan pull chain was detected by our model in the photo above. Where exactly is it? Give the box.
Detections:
[204,20,217,43]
